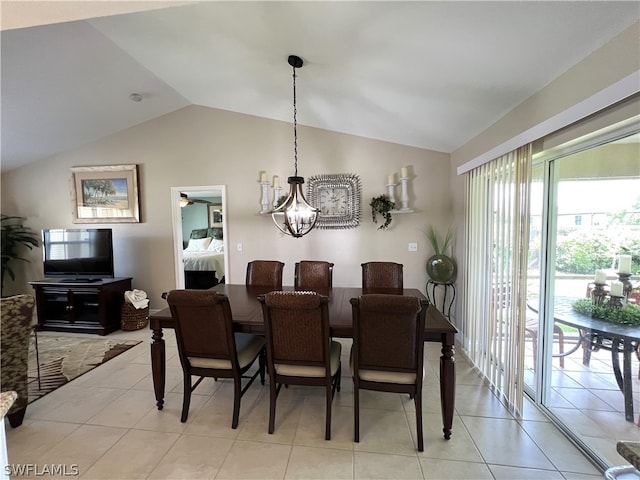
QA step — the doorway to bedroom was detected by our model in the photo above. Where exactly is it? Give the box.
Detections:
[170,186,228,289]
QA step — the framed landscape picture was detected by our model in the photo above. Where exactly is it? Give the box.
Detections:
[70,164,140,223]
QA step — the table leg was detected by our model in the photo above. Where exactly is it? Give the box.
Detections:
[440,335,455,439]
[581,330,593,366]
[611,338,634,422]
[151,326,166,410]
[623,341,634,423]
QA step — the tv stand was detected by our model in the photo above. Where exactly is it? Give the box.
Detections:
[58,278,101,283]
[29,277,132,335]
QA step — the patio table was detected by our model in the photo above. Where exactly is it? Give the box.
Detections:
[550,297,640,422]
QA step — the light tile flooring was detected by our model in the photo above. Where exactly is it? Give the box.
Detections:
[6,328,608,480]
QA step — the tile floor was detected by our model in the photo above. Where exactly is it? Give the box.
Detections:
[6,328,608,479]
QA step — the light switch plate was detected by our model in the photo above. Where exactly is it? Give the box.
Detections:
[408,242,418,252]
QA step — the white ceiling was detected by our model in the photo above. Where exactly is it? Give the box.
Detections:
[2,1,639,172]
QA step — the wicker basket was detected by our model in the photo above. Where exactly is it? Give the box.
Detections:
[121,302,149,331]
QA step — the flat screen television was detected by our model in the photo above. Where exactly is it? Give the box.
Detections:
[42,228,114,281]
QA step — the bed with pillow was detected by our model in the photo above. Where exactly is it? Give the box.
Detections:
[183,228,225,289]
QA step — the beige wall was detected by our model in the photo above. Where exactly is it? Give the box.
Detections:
[451,21,640,170]
[1,105,451,309]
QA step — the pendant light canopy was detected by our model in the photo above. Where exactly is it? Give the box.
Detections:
[271,55,319,238]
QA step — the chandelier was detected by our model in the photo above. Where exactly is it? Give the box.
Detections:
[271,55,319,238]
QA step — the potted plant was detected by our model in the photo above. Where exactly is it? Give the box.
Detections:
[370,195,395,230]
[1,214,39,295]
[424,225,457,283]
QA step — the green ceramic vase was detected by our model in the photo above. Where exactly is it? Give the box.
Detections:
[426,254,457,283]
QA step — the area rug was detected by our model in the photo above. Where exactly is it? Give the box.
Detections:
[27,334,141,403]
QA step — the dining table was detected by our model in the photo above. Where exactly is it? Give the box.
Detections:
[149,284,459,439]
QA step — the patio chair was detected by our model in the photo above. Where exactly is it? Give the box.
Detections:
[524,311,565,370]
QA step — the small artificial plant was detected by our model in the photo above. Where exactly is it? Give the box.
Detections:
[425,225,455,256]
[370,195,395,230]
[274,195,288,209]
[1,214,39,294]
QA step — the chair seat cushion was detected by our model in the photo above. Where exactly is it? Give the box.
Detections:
[189,333,264,370]
[275,340,341,378]
[349,346,420,384]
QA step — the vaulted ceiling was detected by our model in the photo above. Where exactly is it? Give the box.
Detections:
[2,1,638,172]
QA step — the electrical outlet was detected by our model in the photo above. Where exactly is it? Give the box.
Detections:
[237,243,243,252]
[408,242,418,252]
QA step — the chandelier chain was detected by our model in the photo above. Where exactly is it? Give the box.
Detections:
[292,64,298,177]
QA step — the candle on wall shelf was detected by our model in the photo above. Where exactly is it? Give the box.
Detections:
[398,176,412,212]
[386,173,397,204]
[618,254,632,274]
[259,171,270,213]
[594,269,607,284]
[610,280,624,297]
[401,167,408,178]
[272,176,282,209]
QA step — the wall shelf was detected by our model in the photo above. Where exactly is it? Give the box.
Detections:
[390,209,414,214]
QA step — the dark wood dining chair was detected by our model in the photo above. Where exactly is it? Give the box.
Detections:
[361,261,403,289]
[294,260,334,290]
[350,294,427,451]
[165,289,265,427]
[258,291,342,440]
[246,260,285,288]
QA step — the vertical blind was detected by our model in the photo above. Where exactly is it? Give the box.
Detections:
[462,144,532,415]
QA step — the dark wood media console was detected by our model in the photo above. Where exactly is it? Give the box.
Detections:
[29,277,132,335]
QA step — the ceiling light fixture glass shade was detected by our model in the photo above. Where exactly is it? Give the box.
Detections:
[271,55,319,238]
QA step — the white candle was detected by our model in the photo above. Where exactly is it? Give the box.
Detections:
[388,173,396,185]
[610,280,623,297]
[273,175,279,188]
[618,254,632,274]
[401,167,408,178]
[595,269,607,284]
[260,171,267,183]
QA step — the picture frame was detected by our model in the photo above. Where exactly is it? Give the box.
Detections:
[307,173,361,229]
[70,164,140,223]
[208,204,223,227]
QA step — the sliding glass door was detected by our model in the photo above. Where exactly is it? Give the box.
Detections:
[524,124,640,468]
